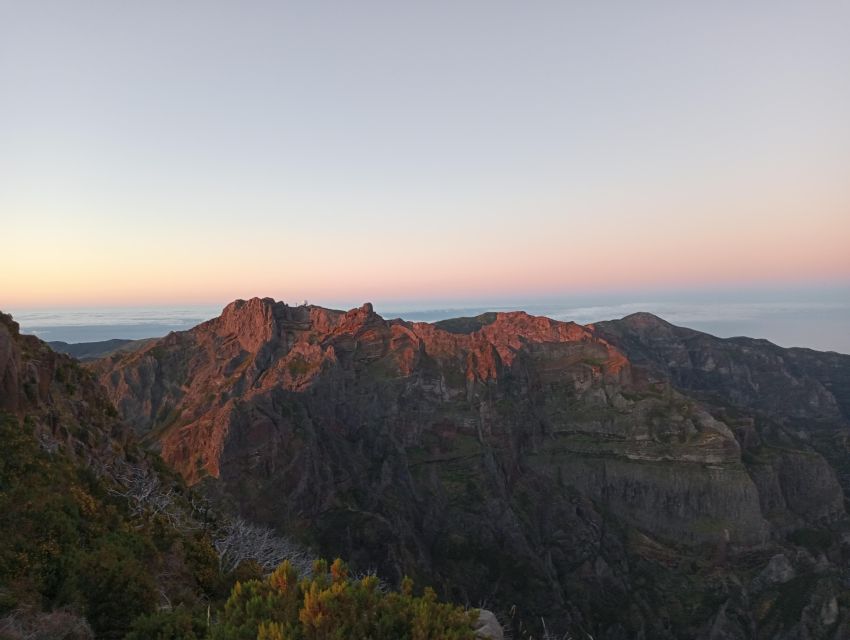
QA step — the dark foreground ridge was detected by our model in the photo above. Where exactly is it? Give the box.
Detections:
[79,297,850,639]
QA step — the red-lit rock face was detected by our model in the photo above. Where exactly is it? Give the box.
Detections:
[92,297,780,543]
[93,299,642,482]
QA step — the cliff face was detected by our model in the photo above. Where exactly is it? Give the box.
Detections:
[92,299,850,639]
[594,312,850,498]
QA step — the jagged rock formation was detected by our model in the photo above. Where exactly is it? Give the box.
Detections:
[92,299,850,639]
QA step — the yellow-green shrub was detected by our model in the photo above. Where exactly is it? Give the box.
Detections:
[213,558,477,640]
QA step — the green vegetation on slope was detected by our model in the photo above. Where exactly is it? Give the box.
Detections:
[0,413,479,640]
[0,413,218,639]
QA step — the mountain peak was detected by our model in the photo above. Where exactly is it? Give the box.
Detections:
[619,311,672,327]
[0,311,20,336]
[214,296,287,351]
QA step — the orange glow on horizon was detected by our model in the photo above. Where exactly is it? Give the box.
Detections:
[4,172,849,309]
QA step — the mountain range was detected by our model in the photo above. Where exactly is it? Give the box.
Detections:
[75,297,850,639]
[3,298,850,638]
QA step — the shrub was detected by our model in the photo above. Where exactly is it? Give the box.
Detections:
[213,558,477,640]
[124,605,208,640]
[75,537,157,639]
[0,413,213,638]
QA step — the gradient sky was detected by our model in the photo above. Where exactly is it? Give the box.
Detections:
[2,1,849,308]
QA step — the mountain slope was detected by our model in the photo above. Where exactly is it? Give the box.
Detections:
[0,309,500,640]
[93,299,850,639]
[594,312,850,425]
[1,311,130,466]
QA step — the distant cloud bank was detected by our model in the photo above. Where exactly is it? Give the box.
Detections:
[13,295,848,354]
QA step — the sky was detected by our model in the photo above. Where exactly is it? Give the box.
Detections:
[1,2,849,314]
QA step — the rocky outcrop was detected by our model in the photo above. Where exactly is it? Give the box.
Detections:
[595,312,850,509]
[473,609,504,640]
[752,554,795,590]
[91,300,850,639]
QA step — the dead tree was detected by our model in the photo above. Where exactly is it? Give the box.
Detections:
[108,464,193,531]
[212,517,312,575]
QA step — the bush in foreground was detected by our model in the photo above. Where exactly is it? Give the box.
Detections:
[212,558,477,640]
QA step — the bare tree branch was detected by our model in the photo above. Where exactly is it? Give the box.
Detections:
[108,464,196,531]
[213,517,313,575]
